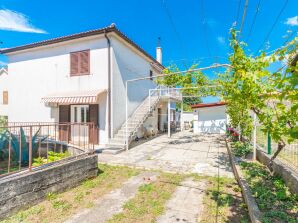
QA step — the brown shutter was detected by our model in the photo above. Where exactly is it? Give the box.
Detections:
[89,104,99,144]
[70,52,79,76]
[3,91,8,105]
[59,105,70,142]
[79,50,90,74]
[59,105,70,122]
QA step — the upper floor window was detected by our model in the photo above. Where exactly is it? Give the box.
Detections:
[70,50,90,76]
[3,91,8,105]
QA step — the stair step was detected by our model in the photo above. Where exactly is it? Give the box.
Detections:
[101,147,125,154]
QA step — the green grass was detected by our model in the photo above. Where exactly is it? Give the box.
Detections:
[107,172,184,223]
[194,175,249,223]
[240,161,298,223]
[1,164,140,223]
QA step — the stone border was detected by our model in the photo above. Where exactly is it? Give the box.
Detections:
[256,148,298,195]
[225,139,263,223]
[0,154,98,220]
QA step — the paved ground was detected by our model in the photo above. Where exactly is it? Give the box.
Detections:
[65,172,159,223]
[156,178,206,223]
[98,131,233,178]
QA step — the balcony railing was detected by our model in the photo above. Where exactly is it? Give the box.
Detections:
[0,122,96,177]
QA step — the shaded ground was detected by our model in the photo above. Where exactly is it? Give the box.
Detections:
[98,131,233,178]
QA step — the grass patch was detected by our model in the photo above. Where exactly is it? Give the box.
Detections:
[240,161,298,223]
[194,175,249,223]
[1,164,140,223]
[108,172,184,223]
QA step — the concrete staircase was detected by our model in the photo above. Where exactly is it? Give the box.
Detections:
[102,95,160,154]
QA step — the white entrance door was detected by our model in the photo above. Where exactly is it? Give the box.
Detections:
[70,105,89,146]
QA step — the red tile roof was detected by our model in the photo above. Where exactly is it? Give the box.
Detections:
[191,101,226,109]
[0,24,164,69]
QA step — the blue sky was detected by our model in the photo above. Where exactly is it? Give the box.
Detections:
[0,0,297,101]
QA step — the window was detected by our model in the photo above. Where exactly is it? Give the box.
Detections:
[150,70,153,80]
[3,91,8,105]
[70,50,90,76]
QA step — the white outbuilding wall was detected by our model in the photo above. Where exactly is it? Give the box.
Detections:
[193,105,227,134]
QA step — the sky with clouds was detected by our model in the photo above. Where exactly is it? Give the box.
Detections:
[0,0,297,73]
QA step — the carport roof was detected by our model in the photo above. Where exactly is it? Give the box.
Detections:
[191,101,226,109]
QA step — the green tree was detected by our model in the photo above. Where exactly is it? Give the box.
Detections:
[220,29,298,163]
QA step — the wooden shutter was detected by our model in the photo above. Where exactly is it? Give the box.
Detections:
[3,91,8,105]
[70,50,90,76]
[89,104,99,144]
[70,52,79,75]
[59,105,70,123]
[79,50,90,74]
[59,105,70,142]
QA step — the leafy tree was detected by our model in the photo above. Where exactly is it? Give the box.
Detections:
[220,30,298,163]
[156,64,215,105]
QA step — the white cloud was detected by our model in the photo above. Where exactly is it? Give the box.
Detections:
[285,16,298,26]
[0,9,47,33]
[217,36,225,45]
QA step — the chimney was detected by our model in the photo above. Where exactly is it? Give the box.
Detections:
[156,37,162,64]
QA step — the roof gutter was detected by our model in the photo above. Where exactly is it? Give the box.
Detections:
[104,31,112,139]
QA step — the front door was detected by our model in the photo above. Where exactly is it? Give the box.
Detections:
[71,105,89,145]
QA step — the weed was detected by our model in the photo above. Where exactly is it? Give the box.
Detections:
[241,161,298,222]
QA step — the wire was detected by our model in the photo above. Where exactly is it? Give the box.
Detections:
[239,0,249,39]
[256,0,289,53]
[160,0,188,69]
[200,0,212,58]
[163,56,228,64]
[246,0,262,42]
[282,28,298,46]
[235,0,242,27]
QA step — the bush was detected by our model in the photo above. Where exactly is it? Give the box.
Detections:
[232,141,252,157]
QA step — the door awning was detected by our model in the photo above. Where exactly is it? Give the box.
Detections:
[41,89,106,104]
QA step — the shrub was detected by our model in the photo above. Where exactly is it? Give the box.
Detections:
[232,141,252,157]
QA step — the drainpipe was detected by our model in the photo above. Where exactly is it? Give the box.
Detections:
[104,31,112,140]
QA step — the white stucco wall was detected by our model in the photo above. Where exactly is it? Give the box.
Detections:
[193,105,227,134]
[3,33,161,144]
[0,72,9,117]
[6,35,109,142]
[181,112,193,123]
[110,36,157,134]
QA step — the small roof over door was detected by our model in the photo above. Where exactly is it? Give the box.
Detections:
[41,89,106,104]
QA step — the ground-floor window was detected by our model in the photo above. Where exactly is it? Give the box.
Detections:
[71,105,89,123]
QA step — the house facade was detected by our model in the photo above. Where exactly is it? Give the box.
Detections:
[0,24,169,146]
[191,102,227,134]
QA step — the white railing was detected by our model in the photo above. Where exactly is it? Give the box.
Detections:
[149,86,183,112]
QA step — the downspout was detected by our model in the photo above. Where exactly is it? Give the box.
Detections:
[104,31,112,140]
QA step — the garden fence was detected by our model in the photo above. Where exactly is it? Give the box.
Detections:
[0,122,95,177]
[255,124,298,170]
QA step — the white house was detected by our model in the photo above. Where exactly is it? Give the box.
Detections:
[0,24,180,149]
[192,102,227,134]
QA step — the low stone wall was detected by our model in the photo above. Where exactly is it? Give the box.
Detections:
[256,149,298,195]
[0,154,98,219]
[226,140,263,223]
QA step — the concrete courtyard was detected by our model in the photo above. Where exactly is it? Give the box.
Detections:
[98,131,234,178]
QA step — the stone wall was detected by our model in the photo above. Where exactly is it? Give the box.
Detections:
[256,149,298,195]
[0,154,98,219]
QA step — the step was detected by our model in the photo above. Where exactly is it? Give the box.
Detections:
[118,129,137,135]
[101,146,126,154]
